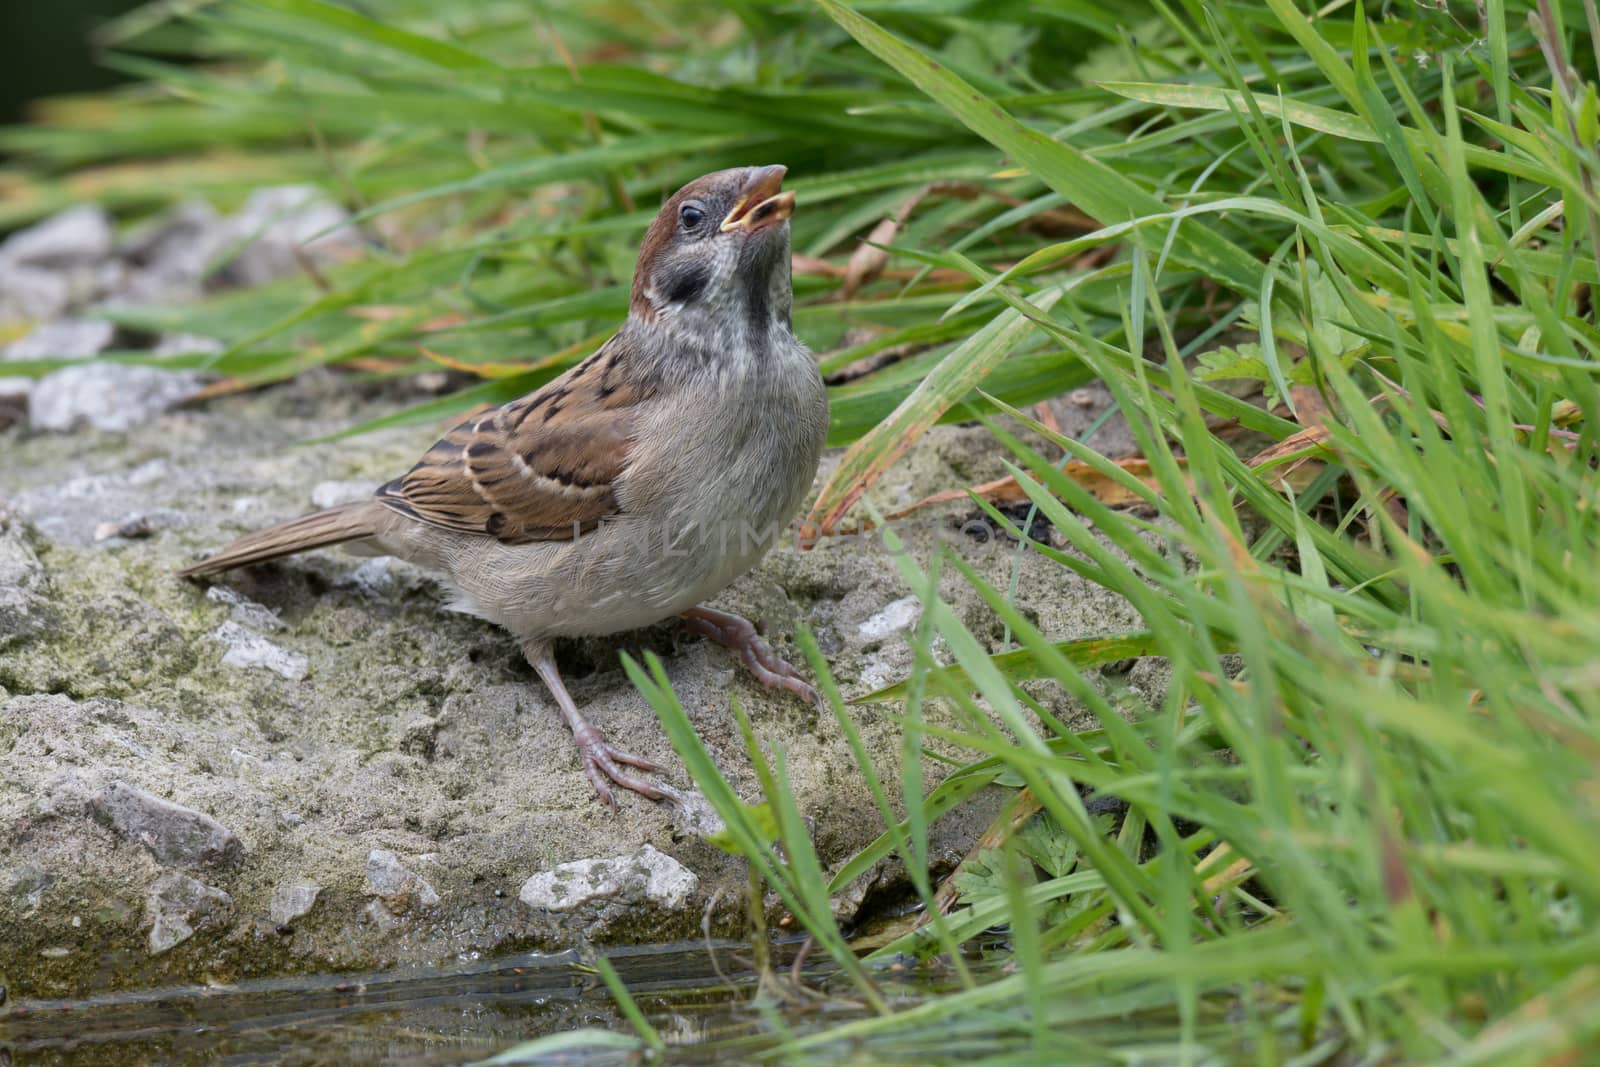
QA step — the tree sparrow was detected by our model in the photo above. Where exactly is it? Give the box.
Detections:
[179,165,830,806]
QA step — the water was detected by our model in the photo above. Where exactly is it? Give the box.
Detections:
[1,938,1343,1065]
[0,941,811,1066]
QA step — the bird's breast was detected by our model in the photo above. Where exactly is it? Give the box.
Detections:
[425,336,826,641]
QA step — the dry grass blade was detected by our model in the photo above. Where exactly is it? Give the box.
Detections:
[802,290,1060,543]
[883,458,1172,524]
[915,787,1044,928]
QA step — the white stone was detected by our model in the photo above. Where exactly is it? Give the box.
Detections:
[519,844,697,913]
[1,205,114,269]
[310,479,377,510]
[856,651,899,693]
[207,585,284,632]
[0,376,33,409]
[213,621,308,681]
[29,363,205,432]
[151,333,225,357]
[3,319,115,361]
[365,848,440,914]
[219,185,358,286]
[146,871,232,955]
[114,200,225,302]
[0,262,69,323]
[857,595,922,641]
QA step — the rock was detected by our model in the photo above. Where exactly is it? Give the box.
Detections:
[269,883,321,926]
[8,865,55,913]
[365,849,440,915]
[118,199,223,301]
[93,513,167,542]
[519,844,698,914]
[9,463,186,548]
[669,792,726,839]
[0,520,53,647]
[206,586,284,632]
[332,556,430,601]
[310,479,377,510]
[857,595,922,641]
[217,186,358,287]
[0,319,117,425]
[29,363,206,432]
[213,621,308,680]
[146,872,232,954]
[0,262,70,324]
[2,318,116,361]
[0,205,114,270]
[91,779,244,869]
[151,333,225,357]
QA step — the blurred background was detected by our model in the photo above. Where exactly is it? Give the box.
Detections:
[0,0,143,123]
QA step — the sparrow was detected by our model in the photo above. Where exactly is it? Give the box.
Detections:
[179,164,830,806]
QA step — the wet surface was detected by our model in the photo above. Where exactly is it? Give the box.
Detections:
[0,941,793,1065]
[0,935,1337,1066]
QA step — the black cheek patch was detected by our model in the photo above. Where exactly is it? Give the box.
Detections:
[659,260,711,306]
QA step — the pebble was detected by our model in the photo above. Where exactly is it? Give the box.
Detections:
[0,262,70,323]
[29,363,206,432]
[519,844,698,913]
[3,318,115,361]
[365,848,440,915]
[1,319,117,415]
[0,523,52,644]
[269,883,321,926]
[213,621,309,681]
[206,585,284,632]
[146,872,233,955]
[857,595,922,641]
[218,185,358,287]
[0,205,114,270]
[116,199,223,301]
[90,779,244,869]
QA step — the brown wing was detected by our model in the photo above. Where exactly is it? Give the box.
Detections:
[376,339,652,544]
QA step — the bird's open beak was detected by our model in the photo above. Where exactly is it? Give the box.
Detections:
[721,164,794,233]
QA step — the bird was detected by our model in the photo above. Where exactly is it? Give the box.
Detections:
[178,164,831,806]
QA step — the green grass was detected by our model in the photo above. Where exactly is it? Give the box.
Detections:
[7,0,1600,1061]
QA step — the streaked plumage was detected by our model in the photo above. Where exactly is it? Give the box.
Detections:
[180,165,829,805]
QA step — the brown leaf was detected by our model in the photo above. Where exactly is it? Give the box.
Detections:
[882,457,1168,525]
[840,217,900,300]
[791,254,844,278]
[348,304,412,321]
[1288,382,1333,431]
[1032,400,1063,441]
[1246,423,1335,491]
[1250,381,1347,494]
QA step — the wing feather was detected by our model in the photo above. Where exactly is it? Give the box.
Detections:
[376,339,649,544]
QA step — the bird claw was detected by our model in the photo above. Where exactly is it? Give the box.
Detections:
[573,726,676,807]
[681,607,824,709]
[742,645,822,708]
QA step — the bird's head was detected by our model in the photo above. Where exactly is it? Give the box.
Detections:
[629,165,795,331]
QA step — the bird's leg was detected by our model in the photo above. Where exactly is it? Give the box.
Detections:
[679,605,821,707]
[522,640,677,807]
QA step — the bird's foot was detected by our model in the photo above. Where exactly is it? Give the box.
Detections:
[526,643,682,808]
[570,722,681,808]
[680,606,822,708]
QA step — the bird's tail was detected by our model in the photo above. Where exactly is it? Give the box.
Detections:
[177,500,384,577]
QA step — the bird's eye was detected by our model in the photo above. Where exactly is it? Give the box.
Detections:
[679,203,705,230]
